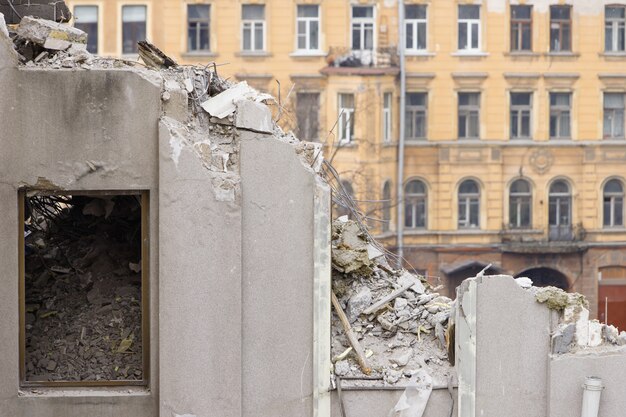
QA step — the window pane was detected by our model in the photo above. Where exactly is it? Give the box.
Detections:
[469,112,479,137]
[407,92,426,106]
[122,5,146,22]
[561,24,571,50]
[605,93,624,108]
[607,6,625,19]
[459,5,479,19]
[75,5,97,22]
[364,24,374,49]
[606,25,613,51]
[560,112,571,137]
[352,25,361,49]
[188,4,209,20]
[512,5,531,19]
[522,24,532,50]
[616,198,624,225]
[459,22,468,49]
[242,4,264,20]
[551,93,570,106]
[550,181,570,194]
[471,22,479,48]
[551,6,570,20]
[458,114,467,137]
[511,179,530,194]
[606,179,624,194]
[406,5,427,20]
[469,199,479,226]
[415,112,426,138]
[310,21,319,49]
[521,111,530,136]
[406,22,414,48]
[298,5,318,18]
[460,180,479,194]
[296,93,319,141]
[520,199,531,226]
[417,22,427,49]
[74,6,98,53]
[340,94,354,108]
[511,92,531,105]
[254,24,264,50]
[511,111,519,137]
[353,6,373,18]
[243,25,251,50]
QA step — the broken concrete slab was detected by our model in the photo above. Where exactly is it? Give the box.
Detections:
[201,81,254,118]
[235,99,273,134]
[17,16,86,51]
[0,0,71,25]
[0,12,7,37]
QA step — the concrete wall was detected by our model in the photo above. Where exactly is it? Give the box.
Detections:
[330,389,457,417]
[0,30,331,417]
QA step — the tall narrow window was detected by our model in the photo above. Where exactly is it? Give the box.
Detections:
[458,5,480,51]
[336,180,354,218]
[405,180,427,229]
[509,179,532,228]
[550,6,571,52]
[122,5,146,54]
[549,180,571,227]
[338,93,355,143]
[605,6,626,52]
[604,179,624,227]
[406,92,427,140]
[604,93,625,139]
[549,93,571,139]
[383,92,392,143]
[511,5,532,51]
[296,92,320,142]
[242,4,265,51]
[351,6,374,50]
[296,5,320,51]
[74,5,98,54]
[458,180,480,228]
[510,92,532,139]
[382,180,392,232]
[187,4,210,52]
[405,5,427,51]
[458,92,480,139]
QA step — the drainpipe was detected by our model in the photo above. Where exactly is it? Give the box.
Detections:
[396,0,406,268]
[581,376,604,417]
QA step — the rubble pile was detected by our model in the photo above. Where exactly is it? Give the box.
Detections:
[331,217,454,387]
[521,283,626,354]
[24,195,143,382]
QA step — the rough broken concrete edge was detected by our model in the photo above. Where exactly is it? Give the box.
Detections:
[159,116,241,203]
[313,176,331,417]
[455,277,477,417]
[0,13,19,66]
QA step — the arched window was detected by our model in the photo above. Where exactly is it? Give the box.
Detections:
[509,179,531,228]
[336,180,354,219]
[382,181,392,232]
[458,179,480,228]
[405,180,427,228]
[548,180,571,227]
[604,179,624,227]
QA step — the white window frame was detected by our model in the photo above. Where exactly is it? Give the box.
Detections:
[606,6,626,52]
[351,5,375,51]
[405,5,427,51]
[296,4,320,52]
[604,92,625,139]
[383,92,392,143]
[241,5,266,52]
[338,93,355,144]
[458,5,481,52]
[187,4,211,52]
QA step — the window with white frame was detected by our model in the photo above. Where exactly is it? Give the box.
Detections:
[549,92,571,139]
[509,179,532,228]
[458,92,480,139]
[74,5,98,54]
[604,179,624,227]
[405,180,427,229]
[550,5,571,52]
[351,6,374,51]
[122,5,146,54]
[604,93,625,139]
[458,179,480,228]
[383,92,392,143]
[406,92,427,140]
[187,4,210,52]
[606,6,626,52]
[338,93,355,143]
[458,5,480,51]
[405,4,427,51]
[510,92,532,139]
[296,5,320,51]
[242,4,265,51]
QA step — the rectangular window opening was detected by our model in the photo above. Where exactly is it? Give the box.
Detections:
[458,5,481,51]
[510,5,532,51]
[549,92,571,139]
[405,5,427,51]
[296,92,320,142]
[338,93,355,143]
[458,92,480,139]
[351,6,375,51]
[605,6,626,52]
[122,5,146,54]
[74,5,98,54]
[187,4,210,52]
[296,5,320,51]
[20,191,149,387]
[550,5,571,52]
[406,92,427,140]
[242,4,266,51]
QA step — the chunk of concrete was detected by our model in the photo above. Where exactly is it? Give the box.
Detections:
[0,12,8,37]
[552,323,575,354]
[200,82,252,118]
[17,16,87,50]
[347,286,372,322]
[235,99,273,134]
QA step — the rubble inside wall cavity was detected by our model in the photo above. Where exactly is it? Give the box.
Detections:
[330,217,455,388]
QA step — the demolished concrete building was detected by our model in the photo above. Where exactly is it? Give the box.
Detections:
[1,15,626,417]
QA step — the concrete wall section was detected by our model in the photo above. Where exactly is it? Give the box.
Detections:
[330,389,457,417]
[0,67,160,416]
[549,352,626,417]
[240,130,319,417]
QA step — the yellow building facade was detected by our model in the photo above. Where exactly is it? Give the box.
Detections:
[66,0,626,325]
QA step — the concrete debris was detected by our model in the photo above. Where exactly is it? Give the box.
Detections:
[0,0,71,25]
[17,16,86,50]
[387,370,433,417]
[514,276,533,289]
[331,218,454,387]
[534,286,588,311]
[235,100,273,134]
[0,12,7,38]
[201,82,255,119]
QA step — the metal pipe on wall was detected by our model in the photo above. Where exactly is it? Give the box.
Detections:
[396,0,406,268]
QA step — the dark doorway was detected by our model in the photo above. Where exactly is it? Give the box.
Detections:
[445,261,500,299]
[515,267,569,290]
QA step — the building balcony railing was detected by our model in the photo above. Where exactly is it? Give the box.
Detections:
[326,46,399,68]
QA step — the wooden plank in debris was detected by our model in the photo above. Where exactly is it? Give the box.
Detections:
[331,292,371,376]
[362,281,415,315]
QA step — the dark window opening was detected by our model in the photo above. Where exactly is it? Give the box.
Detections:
[296,92,320,142]
[515,267,569,291]
[122,5,146,54]
[188,4,210,52]
[511,5,532,51]
[550,5,571,52]
[74,5,98,54]
[21,191,148,386]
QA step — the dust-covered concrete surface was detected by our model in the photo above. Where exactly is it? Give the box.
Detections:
[0,14,330,417]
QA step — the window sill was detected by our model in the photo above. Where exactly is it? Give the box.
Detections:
[587,228,626,234]
[235,51,272,58]
[451,51,489,57]
[600,52,626,58]
[504,51,541,57]
[382,141,397,147]
[19,386,151,397]
[406,51,436,57]
[289,50,327,57]
[337,141,357,148]
[544,52,580,57]
[181,51,219,58]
